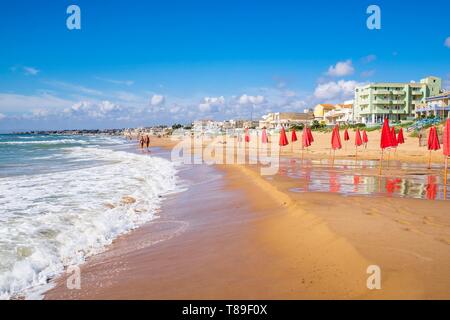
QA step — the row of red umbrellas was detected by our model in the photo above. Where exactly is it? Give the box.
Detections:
[243,119,450,185]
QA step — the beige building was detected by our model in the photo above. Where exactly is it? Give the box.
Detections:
[259,112,314,129]
[313,104,335,121]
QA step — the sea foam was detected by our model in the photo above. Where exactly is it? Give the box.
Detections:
[0,146,181,299]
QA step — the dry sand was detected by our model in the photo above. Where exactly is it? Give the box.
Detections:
[45,131,450,300]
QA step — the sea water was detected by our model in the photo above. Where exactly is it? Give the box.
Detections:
[0,134,181,299]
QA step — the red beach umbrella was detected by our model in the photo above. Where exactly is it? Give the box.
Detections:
[331,125,342,150]
[427,127,440,151]
[443,119,450,187]
[427,126,440,169]
[261,128,268,144]
[390,127,398,148]
[379,118,392,175]
[397,128,405,144]
[354,128,363,164]
[279,127,289,147]
[330,125,342,166]
[301,128,311,161]
[291,129,298,143]
[344,128,350,141]
[355,128,363,147]
[302,128,311,148]
[245,128,250,143]
[362,130,369,148]
[307,127,314,143]
[380,118,392,149]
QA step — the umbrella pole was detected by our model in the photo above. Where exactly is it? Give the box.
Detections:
[428,151,432,170]
[355,146,358,168]
[332,149,336,167]
[387,149,391,168]
[445,157,448,186]
[379,149,384,176]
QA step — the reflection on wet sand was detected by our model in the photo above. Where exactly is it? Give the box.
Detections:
[282,158,448,201]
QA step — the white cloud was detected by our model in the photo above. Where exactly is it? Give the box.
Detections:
[445,37,450,48]
[23,66,40,76]
[326,60,354,77]
[63,100,123,119]
[95,77,134,86]
[45,80,103,96]
[238,94,265,105]
[150,94,165,106]
[198,96,225,113]
[0,93,74,113]
[314,80,362,101]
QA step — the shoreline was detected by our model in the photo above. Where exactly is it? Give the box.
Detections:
[45,136,450,299]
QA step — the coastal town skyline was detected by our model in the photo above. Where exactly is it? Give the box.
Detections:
[1,0,449,131]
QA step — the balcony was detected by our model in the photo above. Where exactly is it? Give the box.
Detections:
[373,89,405,95]
[373,100,406,105]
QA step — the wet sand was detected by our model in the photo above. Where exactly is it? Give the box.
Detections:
[45,134,450,299]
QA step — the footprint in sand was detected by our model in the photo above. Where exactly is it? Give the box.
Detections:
[365,209,381,217]
[423,216,443,227]
[402,227,423,235]
[396,208,413,216]
[393,218,411,226]
[436,238,450,245]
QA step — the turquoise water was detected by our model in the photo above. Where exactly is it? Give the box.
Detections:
[0,134,181,299]
[0,134,122,177]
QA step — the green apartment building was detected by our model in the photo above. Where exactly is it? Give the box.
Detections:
[353,76,442,125]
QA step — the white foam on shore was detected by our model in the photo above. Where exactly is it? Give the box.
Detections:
[0,146,181,300]
[0,139,88,145]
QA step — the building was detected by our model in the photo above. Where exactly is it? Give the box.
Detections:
[259,112,314,129]
[324,102,354,125]
[243,120,260,129]
[193,119,224,132]
[353,76,442,125]
[313,104,335,121]
[415,91,450,119]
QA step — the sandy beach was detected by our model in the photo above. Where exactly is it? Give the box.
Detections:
[45,131,450,300]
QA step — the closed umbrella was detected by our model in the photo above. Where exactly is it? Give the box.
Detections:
[279,127,289,147]
[291,129,298,143]
[355,128,363,164]
[362,130,369,149]
[397,128,405,144]
[331,125,342,165]
[291,128,298,152]
[427,126,440,169]
[344,128,350,151]
[245,128,250,143]
[307,127,314,143]
[261,128,268,144]
[379,118,392,175]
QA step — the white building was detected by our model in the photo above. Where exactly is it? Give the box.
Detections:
[324,102,353,125]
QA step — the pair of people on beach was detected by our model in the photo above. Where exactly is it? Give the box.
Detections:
[139,134,151,152]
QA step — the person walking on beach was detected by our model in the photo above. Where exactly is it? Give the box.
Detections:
[145,134,150,152]
[419,129,423,147]
[139,135,145,151]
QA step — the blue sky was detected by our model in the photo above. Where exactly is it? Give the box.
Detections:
[0,0,449,131]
